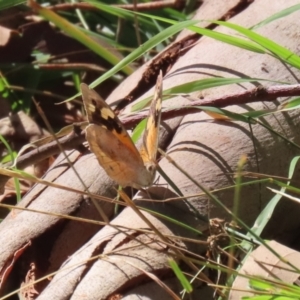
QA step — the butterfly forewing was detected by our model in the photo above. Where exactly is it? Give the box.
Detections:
[81,83,141,159]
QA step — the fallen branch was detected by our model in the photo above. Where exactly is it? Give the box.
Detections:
[4,83,300,174]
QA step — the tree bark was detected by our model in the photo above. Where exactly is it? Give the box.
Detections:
[1,0,300,299]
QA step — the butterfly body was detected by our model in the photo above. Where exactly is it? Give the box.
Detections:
[81,71,162,189]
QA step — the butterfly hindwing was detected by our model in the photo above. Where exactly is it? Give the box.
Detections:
[140,70,163,164]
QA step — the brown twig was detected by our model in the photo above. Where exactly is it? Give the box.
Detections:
[38,63,106,73]
[123,84,300,126]
[12,126,85,171]
[48,1,179,12]
[8,85,66,101]
[0,127,84,194]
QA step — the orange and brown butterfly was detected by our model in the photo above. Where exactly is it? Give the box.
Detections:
[81,71,163,189]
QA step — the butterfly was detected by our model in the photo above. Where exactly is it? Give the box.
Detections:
[81,71,162,189]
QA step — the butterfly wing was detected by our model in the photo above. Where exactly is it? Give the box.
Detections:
[140,71,163,165]
[81,83,148,187]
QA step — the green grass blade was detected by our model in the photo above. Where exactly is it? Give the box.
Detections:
[197,106,253,123]
[29,0,133,75]
[65,18,199,102]
[215,21,300,69]
[134,12,266,53]
[131,119,147,143]
[86,1,157,29]
[247,277,300,299]
[132,77,265,111]
[248,156,300,238]
[278,97,300,111]
[88,19,199,89]
[84,4,266,56]
[251,4,300,30]
[189,25,266,53]
[0,135,21,202]
[0,0,25,9]
[242,109,276,118]
[169,258,193,293]
[140,10,266,53]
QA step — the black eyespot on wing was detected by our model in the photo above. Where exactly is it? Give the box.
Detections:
[81,83,125,135]
[100,115,123,134]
